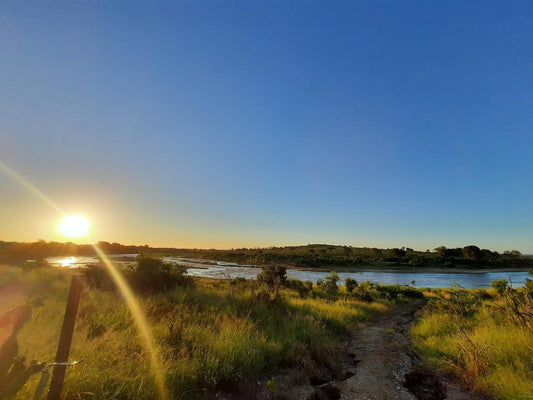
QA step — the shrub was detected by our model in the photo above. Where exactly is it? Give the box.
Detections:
[344,277,358,293]
[491,279,508,295]
[229,277,247,286]
[352,281,375,302]
[376,284,424,300]
[85,256,191,293]
[128,255,190,292]
[287,279,313,298]
[428,289,482,318]
[256,266,287,290]
[19,258,49,271]
[84,264,115,290]
[317,272,339,300]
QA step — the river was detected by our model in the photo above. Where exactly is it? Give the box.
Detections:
[44,255,530,289]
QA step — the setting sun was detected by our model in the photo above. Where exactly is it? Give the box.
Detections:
[57,215,90,238]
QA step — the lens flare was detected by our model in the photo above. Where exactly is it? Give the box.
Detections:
[0,161,64,215]
[0,161,168,399]
[92,246,167,400]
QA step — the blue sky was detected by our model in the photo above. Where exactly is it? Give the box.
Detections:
[1,1,532,252]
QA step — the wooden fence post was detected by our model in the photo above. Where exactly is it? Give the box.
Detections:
[47,274,84,400]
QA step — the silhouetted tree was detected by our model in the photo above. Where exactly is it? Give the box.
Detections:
[462,245,482,261]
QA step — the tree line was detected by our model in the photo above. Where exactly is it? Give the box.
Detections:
[0,240,530,269]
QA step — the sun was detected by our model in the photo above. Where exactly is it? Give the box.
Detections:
[58,215,90,239]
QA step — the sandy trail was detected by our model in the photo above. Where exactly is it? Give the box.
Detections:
[224,300,484,400]
[337,301,483,400]
[338,302,421,400]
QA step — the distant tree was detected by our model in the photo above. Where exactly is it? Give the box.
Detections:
[462,245,482,261]
[408,255,425,267]
[390,248,406,257]
[434,246,447,256]
[480,249,499,261]
[503,250,523,258]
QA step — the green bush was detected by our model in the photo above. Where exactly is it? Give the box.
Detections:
[344,277,358,293]
[85,256,191,293]
[352,281,375,302]
[376,284,424,300]
[129,255,191,292]
[256,266,287,290]
[286,279,313,298]
[316,272,339,300]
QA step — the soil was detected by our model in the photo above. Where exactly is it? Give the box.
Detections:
[217,300,486,400]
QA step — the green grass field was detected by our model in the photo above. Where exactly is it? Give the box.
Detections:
[411,287,533,400]
[1,266,392,399]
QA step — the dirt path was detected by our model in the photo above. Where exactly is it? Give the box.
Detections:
[336,300,484,400]
[219,300,483,400]
[337,301,422,400]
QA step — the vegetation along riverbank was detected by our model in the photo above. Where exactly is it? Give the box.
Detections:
[1,240,531,271]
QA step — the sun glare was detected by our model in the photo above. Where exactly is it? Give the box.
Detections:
[58,215,90,238]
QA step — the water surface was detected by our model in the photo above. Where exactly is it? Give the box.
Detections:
[45,255,530,289]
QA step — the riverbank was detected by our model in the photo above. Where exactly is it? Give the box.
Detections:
[292,264,533,274]
[34,256,533,288]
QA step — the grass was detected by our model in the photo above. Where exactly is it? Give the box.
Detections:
[1,266,396,399]
[411,288,533,400]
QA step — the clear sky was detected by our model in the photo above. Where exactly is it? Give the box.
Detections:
[1,1,532,252]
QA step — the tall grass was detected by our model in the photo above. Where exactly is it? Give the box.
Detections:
[2,267,395,399]
[411,288,533,400]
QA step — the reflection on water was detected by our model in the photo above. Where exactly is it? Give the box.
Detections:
[57,256,77,267]
[45,255,530,289]
[46,254,135,269]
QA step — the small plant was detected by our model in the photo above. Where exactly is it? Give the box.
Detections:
[266,377,277,393]
[491,279,508,295]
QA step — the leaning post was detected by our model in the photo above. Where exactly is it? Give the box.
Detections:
[47,274,84,400]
